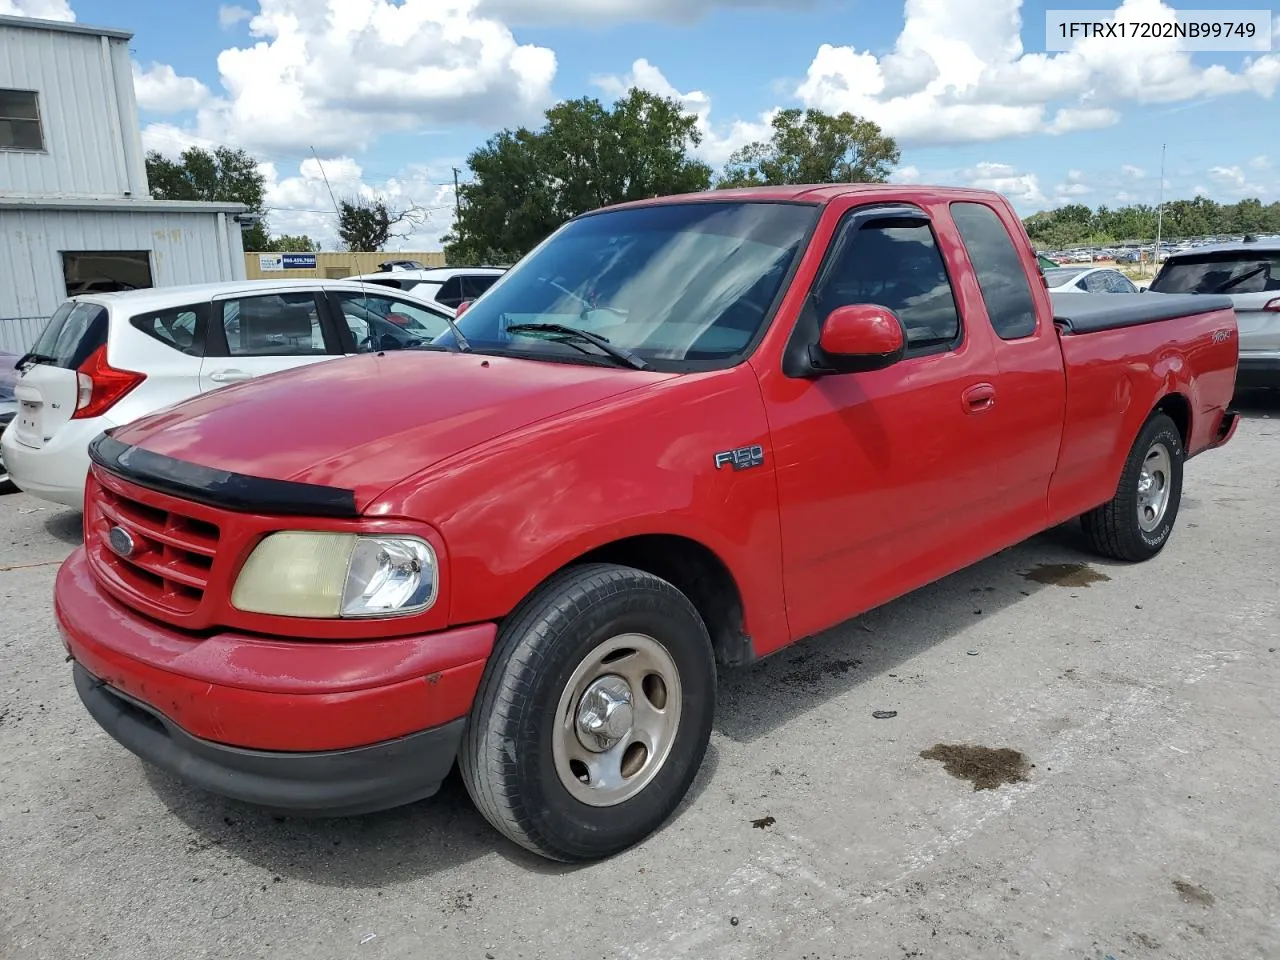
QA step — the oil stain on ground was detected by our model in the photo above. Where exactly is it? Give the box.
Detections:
[920,744,1031,791]
[1173,880,1215,906]
[1023,562,1112,588]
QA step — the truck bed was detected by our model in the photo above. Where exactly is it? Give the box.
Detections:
[1050,291,1234,334]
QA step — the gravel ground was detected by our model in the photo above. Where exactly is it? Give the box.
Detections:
[2,394,1278,960]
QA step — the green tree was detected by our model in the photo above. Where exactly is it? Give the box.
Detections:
[444,89,712,264]
[146,146,270,248]
[258,234,320,252]
[337,197,424,252]
[715,108,899,188]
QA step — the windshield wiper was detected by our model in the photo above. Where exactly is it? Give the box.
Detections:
[505,323,651,371]
[1211,266,1266,293]
[16,352,58,368]
[438,312,472,352]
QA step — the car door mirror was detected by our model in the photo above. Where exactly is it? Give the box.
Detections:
[455,300,473,317]
[811,304,906,375]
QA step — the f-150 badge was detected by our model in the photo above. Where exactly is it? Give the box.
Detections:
[714,445,765,471]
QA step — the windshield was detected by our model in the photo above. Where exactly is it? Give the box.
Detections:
[1150,251,1280,295]
[1043,267,1087,287]
[434,201,818,367]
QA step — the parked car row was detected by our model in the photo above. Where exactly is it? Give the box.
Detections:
[1,278,461,506]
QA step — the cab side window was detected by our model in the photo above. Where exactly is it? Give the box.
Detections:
[950,201,1038,340]
[814,220,962,353]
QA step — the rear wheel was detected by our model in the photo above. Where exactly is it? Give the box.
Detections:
[1081,412,1184,562]
[460,563,716,862]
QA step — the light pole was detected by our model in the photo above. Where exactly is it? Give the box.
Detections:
[1154,142,1166,274]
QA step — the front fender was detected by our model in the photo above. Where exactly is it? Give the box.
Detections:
[372,365,791,655]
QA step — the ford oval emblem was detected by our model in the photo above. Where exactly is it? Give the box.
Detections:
[107,525,136,558]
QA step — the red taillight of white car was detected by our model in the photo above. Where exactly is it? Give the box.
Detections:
[1264,297,1280,313]
[72,345,146,420]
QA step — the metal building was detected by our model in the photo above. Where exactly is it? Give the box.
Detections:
[0,14,248,355]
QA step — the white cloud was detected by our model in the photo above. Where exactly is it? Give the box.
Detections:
[1192,184,1209,197]
[479,0,811,25]
[1121,164,1146,178]
[218,4,253,28]
[0,0,74,18]
[591,59,774,165]
[961,161,1046,205]
[1248,155,1271,171]
[889,164,921,184]
[1209,165,1246,187]
[261,157,458,250]
[793,0,1280,146]
[1055,181,1092,197]
[133,62,211,114]
[153,0,557,155]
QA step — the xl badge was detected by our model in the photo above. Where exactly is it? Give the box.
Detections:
[107,525,136,558]
[714,444,765,472]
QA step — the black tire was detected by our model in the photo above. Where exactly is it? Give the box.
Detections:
[1081,412,1184,562]
[459,563,716,862]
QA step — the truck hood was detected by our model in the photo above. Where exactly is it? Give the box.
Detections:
[111,351,674,508]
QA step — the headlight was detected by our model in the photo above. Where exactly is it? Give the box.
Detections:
[231,532,437,619]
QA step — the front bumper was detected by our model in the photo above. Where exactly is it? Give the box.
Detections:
[56,547,496,815]
[74,663,467,816]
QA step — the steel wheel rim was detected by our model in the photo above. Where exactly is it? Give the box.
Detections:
[1137,442,1173,532]
[552,633,683,807]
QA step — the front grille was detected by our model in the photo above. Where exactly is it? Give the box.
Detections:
[87,472,220,616]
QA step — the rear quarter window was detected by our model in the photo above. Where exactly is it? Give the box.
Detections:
[130,303,209,355]
[950,202,1039,340]
[1150,253,1280,294]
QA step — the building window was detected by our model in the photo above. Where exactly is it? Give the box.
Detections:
[62,251,154,297]
[0,89,44,152]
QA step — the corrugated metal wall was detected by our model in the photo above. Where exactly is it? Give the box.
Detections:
[0,208,246,354]
[0,27,147,198]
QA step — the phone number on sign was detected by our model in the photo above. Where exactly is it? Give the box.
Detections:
[1045,10,1273,51]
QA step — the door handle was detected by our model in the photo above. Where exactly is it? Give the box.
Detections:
[962,382,996,413]
[208,369,252,383]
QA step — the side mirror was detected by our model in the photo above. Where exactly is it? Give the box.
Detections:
[811,304,906,375]
[455,300,473,317]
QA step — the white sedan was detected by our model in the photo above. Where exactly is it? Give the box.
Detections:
[2,278,456,508]
[1043,266,1140,294]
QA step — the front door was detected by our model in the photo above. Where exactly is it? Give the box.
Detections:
[757,203,1011,641]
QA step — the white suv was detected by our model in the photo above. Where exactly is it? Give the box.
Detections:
[347,266,507,310]
[2,279,457,508]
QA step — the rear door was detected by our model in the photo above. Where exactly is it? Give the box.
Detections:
[199,289,345,391]
[948,199,1067,517]
[8,300,107,450]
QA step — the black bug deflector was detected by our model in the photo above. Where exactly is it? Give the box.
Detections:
[87,433,359,518]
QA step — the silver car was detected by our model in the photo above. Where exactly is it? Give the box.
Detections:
[1148,237,1280,390]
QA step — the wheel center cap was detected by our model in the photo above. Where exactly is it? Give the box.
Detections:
[575,675,634,752]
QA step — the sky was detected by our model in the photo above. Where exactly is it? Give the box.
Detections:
[3,0,1278,249]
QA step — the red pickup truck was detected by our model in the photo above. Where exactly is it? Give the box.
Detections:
[54,185,1239,862]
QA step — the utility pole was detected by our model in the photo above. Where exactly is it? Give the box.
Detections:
[1154,142,1166,273]
[452,167,462,221]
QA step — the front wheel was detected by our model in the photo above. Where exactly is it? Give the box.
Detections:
[460,563,716,862]
[1081,412,1184,562]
